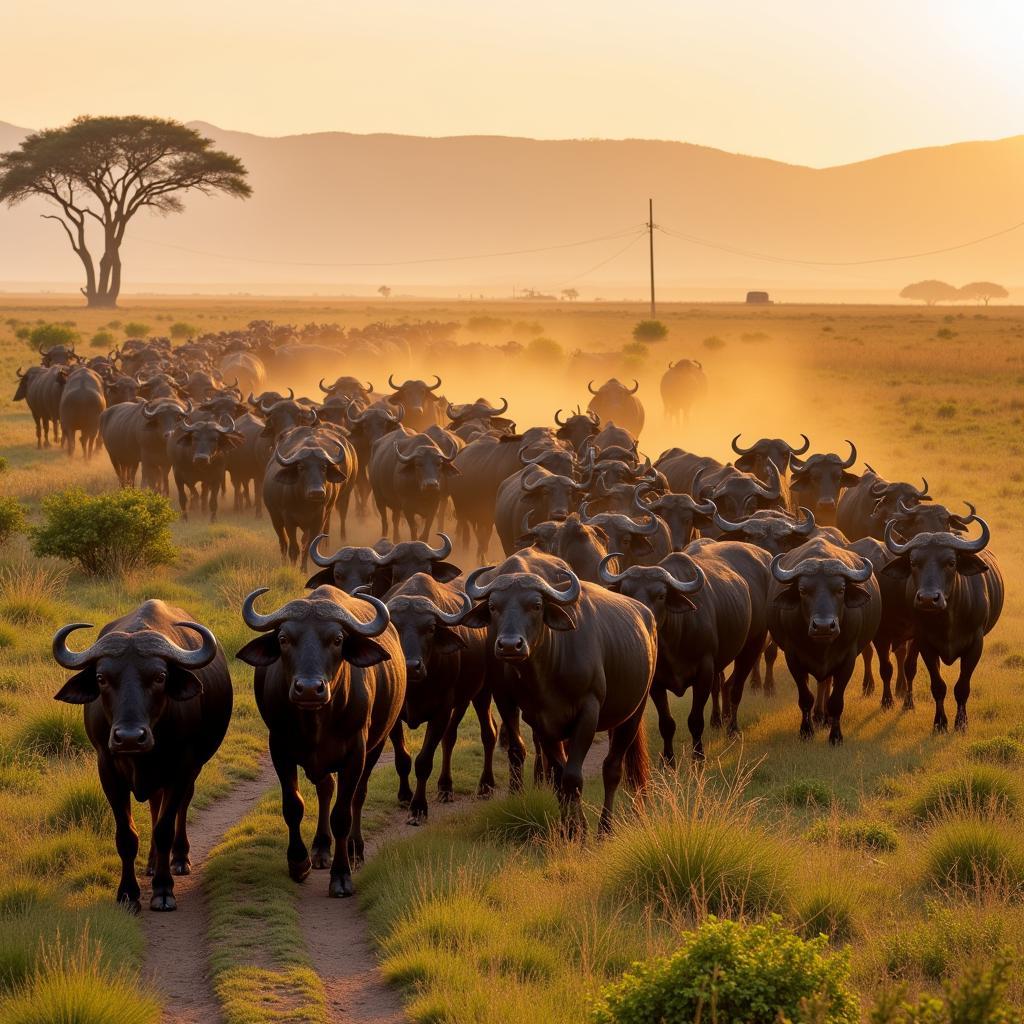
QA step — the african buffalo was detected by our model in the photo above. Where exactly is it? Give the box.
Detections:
[237,587,405,897]
[52,602,232,913]
[788,442,859,526]
[836,466,930,541]
[168,415,245,522]
[731,434,810,480]
[387,375,446,432]
[660,360,707,423]
[586,378,644,438]
[58,367,106,460]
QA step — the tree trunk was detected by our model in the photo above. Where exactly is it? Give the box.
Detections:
[92,231,122,307]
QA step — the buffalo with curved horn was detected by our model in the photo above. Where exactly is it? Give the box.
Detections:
[52,601,232,913]
[586,378,645,438]
[661,359,707,424]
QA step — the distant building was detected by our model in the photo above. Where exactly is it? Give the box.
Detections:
[746,291,772,304]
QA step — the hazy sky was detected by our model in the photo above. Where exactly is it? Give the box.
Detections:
[4,0,1023,166]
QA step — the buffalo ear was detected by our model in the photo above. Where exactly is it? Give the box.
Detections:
[844,583,871,608]
[542,602,578,631]
[442,463,461,477]
[666,591,697,613]
[222,431,246,450]
[275,465,299,483]
[880,555,912,580]
[325,466,349,484]
[54,668,99,704]
[956,553,989,576]
[235,634,281,666]
[629,536,654,555]
[304,568,335,589]
[433,626,468,654]
[773,582,802,609]
[342,635,390,668]
[167,667,204,701]
[841,471,861,488]
[430,561,462,584]
[459,603,492,630]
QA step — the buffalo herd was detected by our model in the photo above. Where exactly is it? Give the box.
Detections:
[24,320,1002,911]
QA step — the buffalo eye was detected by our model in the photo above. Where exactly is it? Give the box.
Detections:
[153,670,167,685]
[278,632,290,647]
[333,633,344,647]
[96,672,107,687]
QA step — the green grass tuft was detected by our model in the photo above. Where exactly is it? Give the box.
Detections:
[908,766,1020,822]
[921,818,1024,898]
[12,708,91,759]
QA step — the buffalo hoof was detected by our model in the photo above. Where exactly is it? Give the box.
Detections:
[347,837,365,867]
[829,731,843,747]
[727,724,741,740]
[437,788,455,804]
[799,725,814,741]
[407,810,427,827]
[329,873,354,898]
[150,892,177,912]
[954,712,968,732]
[310,847,332,870]
[933,720,948,735]
[477,781,495,798]
[903,697,915,712]
[660,753,677,770]
[171,858,191,876]
[118,895,142,916]
[396,786,413,807]
[288,857,312,882]
[880,695,894,711]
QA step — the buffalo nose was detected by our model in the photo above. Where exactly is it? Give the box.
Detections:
[292,678,328,699]
[495,634,529,659]
[194,454,211,464]
[916,590,945,610]
[305,486,326,498]
[809,617,839,638]
[552,509,568,521]
[422,480,440,491]
[819,499,836,510]
[406,658,424,676]
[110,725,152,751]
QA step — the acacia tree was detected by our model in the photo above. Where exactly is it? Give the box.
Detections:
[958,281,1009,305]
[898,280,959,306]
[561,287,579,301]
[0,116,251,308]
[377,285,392,299]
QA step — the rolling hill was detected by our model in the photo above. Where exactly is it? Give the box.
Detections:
[1,120,1022,298]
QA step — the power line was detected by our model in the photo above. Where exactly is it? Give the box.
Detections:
[551,230,647,287]
[656,218,1024,268]
[131,225,647,269]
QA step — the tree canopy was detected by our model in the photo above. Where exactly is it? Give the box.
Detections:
[957,281,1009,305]
[0,116,251,307]
[898,280,959,305]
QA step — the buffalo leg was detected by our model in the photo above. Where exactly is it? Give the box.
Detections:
[903,645,919,712]
[650,682,677,766]
[34,415,42,449]
[207,479,219,523]
[409,713,451,825]
[922,647,948,733]
[390,721,413,805]
[826,658,857,746]
[763,641,778,696]
[311,774,335,870]
[329,737,368,897]
[894,640,909,698]
[861,645,875,696]
[786,653,816,739]
[336,487,351,542]
[175,477,189,520]
[473,688,497,796]
[600,700,648,835]
[145,793,160,875]
[813,677,832,725]
[726,632,765,737]
[100,766,141,913]
[875,640,895,710]
[559,697,600,839]
[750,657,763,692]
[270,740,310,881]
[151,787,185,911]
[688,658,715,759]
[438,700,471,803]
[171,778,195,876]
[953,635,983,732]
[710,672,723,729]
[493,692,527,792]
[348,739,384,871]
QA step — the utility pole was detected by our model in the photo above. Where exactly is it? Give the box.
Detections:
[647,198,656,318]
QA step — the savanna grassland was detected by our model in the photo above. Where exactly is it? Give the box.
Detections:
[0,296,1021,1023]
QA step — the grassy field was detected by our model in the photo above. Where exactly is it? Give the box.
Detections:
[0,296,1021,1022]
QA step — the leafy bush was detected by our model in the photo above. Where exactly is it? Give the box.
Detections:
[0,498,27,545]
[14,327,30,340]
[30,488,176,576]
[591,916,859,1024]
[908,766,1019,821]
[525,337,564,363]
[27,324,78,351]
[169,321,197,340]
[622,342,648,358]
[703,335,726,350]
[870,953,1021,1023]
[968,736,1024,765]
[781,777,833,807]
[122,321,150,338]
[937,403,957,419]
[89,330,115,350]
[806,818,899,853]
[632,320,668,342]
[465,315,509,334]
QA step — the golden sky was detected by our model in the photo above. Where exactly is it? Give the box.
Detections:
[4,0,1023,166]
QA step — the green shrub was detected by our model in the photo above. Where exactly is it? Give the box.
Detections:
[936,327,957,339]
[465,316,509,334]
[968,736,1024,765]
[632,320,668,342]
[781,777,833,807]
[169,322,197,341]
[13,708,90,758]
[89,330,115,350]
[122,322,151,338]
[30,488,176,576]
[795,880,860,944]
[591,916,859,1024]
[703,334,726,350]
[14,327,30,341]
[0,498,27,545]
[525,337,564,363]
[921,818,1024,897]
[806,818,899,852]
[870,953,1021,1023]
[47,781,111,833]
[27,324,78,351]
[469,789,560,845]
[908,766,1019,821]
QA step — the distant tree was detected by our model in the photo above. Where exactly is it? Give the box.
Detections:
[123,321,151,338]
[170,321,198,340]
[0,116,251,309]
[378,285,392,299]
[899,280,959,306]
[957,281,1009,306]
[561,288,579,301]
[29,323,79,351]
